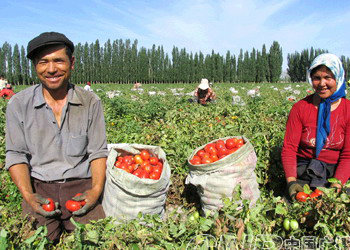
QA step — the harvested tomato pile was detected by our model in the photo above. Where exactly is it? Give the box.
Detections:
[190,138,245,165]
[114,149,163,180]
[296,189,323,202]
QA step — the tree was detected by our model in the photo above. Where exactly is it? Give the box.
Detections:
[20,46,30,84]
[268,41,283,82]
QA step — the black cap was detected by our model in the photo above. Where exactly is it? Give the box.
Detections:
[26,32,74,60]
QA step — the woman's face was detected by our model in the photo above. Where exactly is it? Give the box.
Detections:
[311,65,337,99]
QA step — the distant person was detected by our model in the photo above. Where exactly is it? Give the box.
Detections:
[0,74,7,90]
[0,83,15,100]
[84,81,93,92]
[193,78,216,105]
[282,53,350,201]
[132,82,142,90]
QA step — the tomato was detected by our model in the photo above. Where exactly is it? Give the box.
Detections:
[290,219,299,230]
[133,169,143,178]
[190,159,201,165]
[197,150,206,158]
[114,161,121,168]
[204,144,217,155]
[42,198,55,212]
[201,153,210,159]
[119,163,128,172]
[139,170,149,179]
[140,150,150,161]
[217,147,228,157]
[126,164,135,173]
[314,188,323,196]
[191,155,200,161]
[65,200,82,212]
[74,193,86,206]
[117,156,123,162]
[123,155,134,164]
[210,154,219,162]
[228,148,237,155]
[157,162,163,168]
[153,165,163,174]
[225,138,237,149]
[149,157,159,165]
[143,164,153,173]
[215,140,225,148]
[296,192,309,202]
[149,171,161,180]
[236,139,244,147]
[283,218,290,231]
[134,155,143,164]
[201,158,213,164]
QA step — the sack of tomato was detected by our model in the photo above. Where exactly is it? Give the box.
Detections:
[102,143,171,223]
[185,136,260,213]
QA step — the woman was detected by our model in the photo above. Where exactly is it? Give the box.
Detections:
[282,53,350,200]
[194,78,216,105]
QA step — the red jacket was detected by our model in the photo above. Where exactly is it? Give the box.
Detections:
[282,95,350,184]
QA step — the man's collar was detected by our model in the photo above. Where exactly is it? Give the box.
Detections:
[33,83,83,108]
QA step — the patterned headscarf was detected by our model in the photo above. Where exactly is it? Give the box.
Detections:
[307,53,346,158]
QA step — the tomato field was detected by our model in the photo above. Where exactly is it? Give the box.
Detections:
[1,82,350,249]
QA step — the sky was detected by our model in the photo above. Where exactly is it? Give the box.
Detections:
[1,0,350,70]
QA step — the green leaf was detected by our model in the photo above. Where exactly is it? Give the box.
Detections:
[328,178,341,184]
[303,184,312,194]
[24,226,44,245]
[275,204,287,215]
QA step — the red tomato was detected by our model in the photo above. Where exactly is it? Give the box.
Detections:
[153,165,163,174]
[225,138,237,149]
[74,193,86,206]
[126,164,135,173]
[204,144,216,153]
[42,198,55,212]
[65,200,82,212]
[149,157,159,165]
[236,139,244,147]
[139,171,149,179]
[215,140,226,149]
[140,161,150,169]
[143,164,153,173]
[117,156,123,162]
[201,153,210,159]
[296,192,309,202]
[149,172,161,180]
[192,155,201,162]
[134,155,143,164]
[310,192,321,200]
[314,189,323,196]
[197,150,206,158]
[201,157,213,164]
[190,159,201,165]
[228,148,237,155]
[140,150,150,161]
[217,147,229,157]
[133,169,143,178]
[210,154,219,162]
[123,155,135,165]
[157,162,163,168]
[119,163,128,171]
[114,161,121,168]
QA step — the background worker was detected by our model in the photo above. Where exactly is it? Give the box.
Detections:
[194,78,216,105]
[0,83,15,99]
[5,31,107,243]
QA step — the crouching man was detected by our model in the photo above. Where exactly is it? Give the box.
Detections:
[5,32,108,243]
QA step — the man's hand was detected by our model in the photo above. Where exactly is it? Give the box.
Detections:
[71,188,100,216]
[330,183,342,193]
[27,193,61,218]
[287,181,304,200]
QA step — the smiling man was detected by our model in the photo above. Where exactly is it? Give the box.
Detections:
[5,32,108,243]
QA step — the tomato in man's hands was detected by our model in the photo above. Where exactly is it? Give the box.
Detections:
[296,192,309,202]
[65,200,82,212]
[42,198,55,212]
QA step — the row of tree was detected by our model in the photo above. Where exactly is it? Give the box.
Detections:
[287,48,350,82]
[2,38,349,84]
[0,39,283,84]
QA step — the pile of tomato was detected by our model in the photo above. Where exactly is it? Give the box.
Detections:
[114,149,163,180]
[189,138,245,165]
[296,189,323,202]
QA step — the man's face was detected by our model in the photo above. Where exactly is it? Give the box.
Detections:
[34,45,75,91]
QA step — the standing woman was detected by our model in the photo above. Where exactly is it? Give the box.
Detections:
[282,53,350,200]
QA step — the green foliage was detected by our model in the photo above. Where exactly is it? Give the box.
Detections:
[1,82,350,248]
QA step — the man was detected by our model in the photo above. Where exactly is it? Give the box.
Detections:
[0,83,15,99]
[5,32,107,242]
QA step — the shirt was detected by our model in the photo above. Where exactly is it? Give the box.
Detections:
[282,95,350,184]
[5,84,108,181]
[84,85,93,92]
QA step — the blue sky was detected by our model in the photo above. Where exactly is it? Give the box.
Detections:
[1,0,350,69]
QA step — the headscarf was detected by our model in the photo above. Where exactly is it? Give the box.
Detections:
[307,53,346,158]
